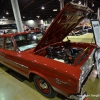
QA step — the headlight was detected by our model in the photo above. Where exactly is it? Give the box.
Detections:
[81,59,90,71]
[79,49,95,84]
[80,60,91,84]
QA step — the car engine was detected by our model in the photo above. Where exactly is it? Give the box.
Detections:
[45,45,83,64]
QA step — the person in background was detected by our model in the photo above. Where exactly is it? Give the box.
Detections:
[3,31,6,34]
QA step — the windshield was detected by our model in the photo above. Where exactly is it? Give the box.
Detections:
[14,32,43,51]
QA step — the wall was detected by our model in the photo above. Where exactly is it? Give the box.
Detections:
[0,19,54,31]
[0,19,44,28]
[23,19,44,28]
[0,20,15,25]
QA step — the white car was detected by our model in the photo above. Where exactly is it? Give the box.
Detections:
[63,33,95,44]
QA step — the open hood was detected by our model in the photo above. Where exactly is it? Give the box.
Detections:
[34,2,93,52]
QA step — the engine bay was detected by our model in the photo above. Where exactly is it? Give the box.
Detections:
[45,45,84,64]
[34,41,92,65]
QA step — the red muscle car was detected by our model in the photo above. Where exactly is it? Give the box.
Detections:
[0,2,96,99]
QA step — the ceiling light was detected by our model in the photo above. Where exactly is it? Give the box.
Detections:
[78,1,81,4]
[23,16,25,18]
[3,16,5,18]
[28,20,34,24]
[92,2,94,7]
[6,11,9,15]
[53,9,57,11]
[36,16,40,18]
[41,6,45,10]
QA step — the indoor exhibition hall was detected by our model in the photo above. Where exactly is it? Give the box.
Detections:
[0,0,100,100]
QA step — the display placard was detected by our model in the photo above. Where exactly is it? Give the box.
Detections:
[91,20,100,78]
[91,20,100,46]
[95,49,100,78]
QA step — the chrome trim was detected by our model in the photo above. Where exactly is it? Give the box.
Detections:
[12,61,28,69]
[0,56,28,69]
[79,49,95,92]
[55,78,72,86]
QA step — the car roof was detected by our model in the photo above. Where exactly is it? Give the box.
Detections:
[0,30,41,38]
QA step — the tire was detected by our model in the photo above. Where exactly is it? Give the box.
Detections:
[33,75,57,98]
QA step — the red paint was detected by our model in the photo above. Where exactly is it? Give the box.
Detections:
[84,97,88,100]
[0,2,96,98]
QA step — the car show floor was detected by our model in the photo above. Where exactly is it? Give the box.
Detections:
[0,65,100,100]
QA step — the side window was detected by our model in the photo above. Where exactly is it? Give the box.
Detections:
[0,38,3,48]
[5,38,14,50]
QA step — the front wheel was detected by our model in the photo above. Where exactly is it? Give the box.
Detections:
[33,75,57,98]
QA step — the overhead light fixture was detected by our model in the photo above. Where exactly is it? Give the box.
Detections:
[78,1,81,4]
[92,2,94,7]
[36,16,40,18]
[6,11,9,15]
[53,9,57,11]
[41,6,45,10]
[23,16,25,18]
[3,16,5,18]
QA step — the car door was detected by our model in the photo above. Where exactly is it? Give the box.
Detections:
[0,37,29,77]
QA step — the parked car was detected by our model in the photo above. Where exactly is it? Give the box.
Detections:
[69,25,93,36]
[0,2,97,99]
[64,33,95,43]
[69,26,84,35]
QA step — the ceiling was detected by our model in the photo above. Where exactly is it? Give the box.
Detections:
[0,0,100,21]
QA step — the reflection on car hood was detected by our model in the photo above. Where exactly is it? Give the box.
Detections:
[34,2,93,52]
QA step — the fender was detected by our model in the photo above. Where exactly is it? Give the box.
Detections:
[28,71,54,87]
